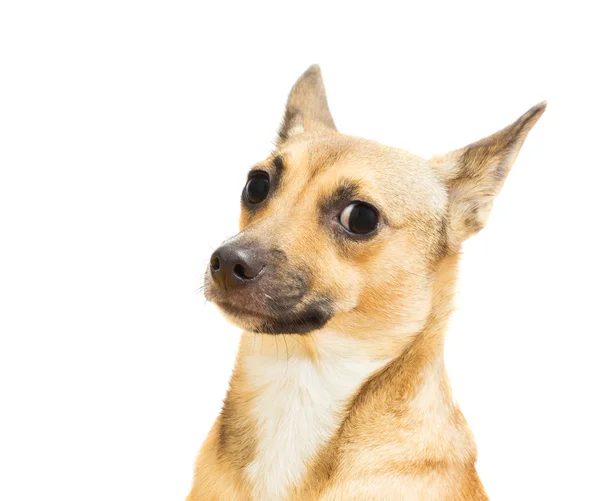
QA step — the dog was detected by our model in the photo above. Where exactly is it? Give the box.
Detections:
[187,65,545,500]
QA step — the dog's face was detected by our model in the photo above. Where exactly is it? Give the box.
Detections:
[204,65,545,338]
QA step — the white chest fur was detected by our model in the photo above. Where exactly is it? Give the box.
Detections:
[242,335,390,501]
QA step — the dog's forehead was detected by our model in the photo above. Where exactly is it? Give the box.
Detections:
[275,135,447,220]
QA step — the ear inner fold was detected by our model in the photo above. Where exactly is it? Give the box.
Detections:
[435,101,547,246]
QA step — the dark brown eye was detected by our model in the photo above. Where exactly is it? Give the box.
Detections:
[339,203,378,235]
[244,172,270,204]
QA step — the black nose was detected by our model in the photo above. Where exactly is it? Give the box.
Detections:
[210,244,265,290]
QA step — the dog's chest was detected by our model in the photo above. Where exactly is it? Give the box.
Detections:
[243,351,386,501]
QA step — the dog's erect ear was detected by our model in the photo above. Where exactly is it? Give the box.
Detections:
[432,102,546,246]
[277,65,337,145]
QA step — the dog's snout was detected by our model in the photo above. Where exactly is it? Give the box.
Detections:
[210,244,265,289]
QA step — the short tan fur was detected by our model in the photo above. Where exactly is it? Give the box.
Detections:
[187,65,545,500]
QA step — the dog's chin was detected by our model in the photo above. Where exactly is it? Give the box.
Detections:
[214,300,332,335]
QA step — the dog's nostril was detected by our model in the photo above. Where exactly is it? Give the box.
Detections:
[233,264,249,279]
[210,255,221,272]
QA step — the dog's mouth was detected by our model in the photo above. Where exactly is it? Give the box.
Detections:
[213,299,333,335]
[203,248,334,334]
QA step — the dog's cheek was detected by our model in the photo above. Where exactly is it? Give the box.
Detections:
[308,250,363,312]
[350,235,433,324]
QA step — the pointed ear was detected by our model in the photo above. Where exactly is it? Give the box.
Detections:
[277,65,337,145]
[432,102,547,246]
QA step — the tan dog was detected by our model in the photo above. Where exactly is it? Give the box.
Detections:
[187,65,545,501]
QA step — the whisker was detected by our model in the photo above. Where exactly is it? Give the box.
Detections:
[309,332,320,359]
[289,334,303,351]
[283,335,290,372]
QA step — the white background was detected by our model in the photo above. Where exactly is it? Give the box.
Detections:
[1,1,599,500]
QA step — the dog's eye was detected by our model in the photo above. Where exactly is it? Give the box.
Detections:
[244,172,270,204]
[339,203,378,235]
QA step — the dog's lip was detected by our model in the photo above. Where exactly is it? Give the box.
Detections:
[214,300,271,320]
[213,298,332,334]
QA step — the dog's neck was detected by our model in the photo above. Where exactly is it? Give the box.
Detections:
[224,254,467,500]
[236,332,403,500]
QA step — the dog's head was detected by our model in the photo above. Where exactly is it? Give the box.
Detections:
[204,65,545,338]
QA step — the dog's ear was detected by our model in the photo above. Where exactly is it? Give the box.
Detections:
[277,65,337,145]
[432,102,546,246]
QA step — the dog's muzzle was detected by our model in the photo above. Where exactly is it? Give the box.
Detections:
[205,238,333,334]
